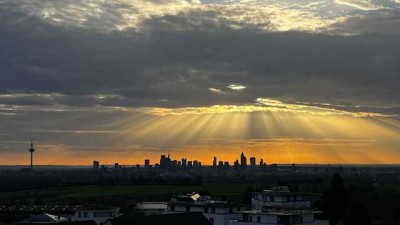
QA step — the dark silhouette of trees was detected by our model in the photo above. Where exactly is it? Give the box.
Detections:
[244,185,254,205]
[130,175,146,186]
[276,180,298,192]
[322,173,348,225]
[343,205,370,225]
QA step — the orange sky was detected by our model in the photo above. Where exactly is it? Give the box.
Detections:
[2,138,399,165]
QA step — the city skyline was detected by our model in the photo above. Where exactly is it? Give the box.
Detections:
[91,151,265,168]
[6,141,400,166]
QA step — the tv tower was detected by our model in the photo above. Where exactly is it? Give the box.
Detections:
[29,141,35,170]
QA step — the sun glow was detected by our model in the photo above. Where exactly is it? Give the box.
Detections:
[1,99,399,165]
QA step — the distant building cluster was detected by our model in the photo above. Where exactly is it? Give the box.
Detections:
[158,154,202,171]
[91,152,277,173]
[213,152,267,171]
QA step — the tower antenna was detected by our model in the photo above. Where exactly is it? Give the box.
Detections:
[29,141,35,170]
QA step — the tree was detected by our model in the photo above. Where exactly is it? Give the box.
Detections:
[244,185,254,205]
[323,173,348,225]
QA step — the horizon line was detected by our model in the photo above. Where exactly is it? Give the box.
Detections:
[1,163,400,167]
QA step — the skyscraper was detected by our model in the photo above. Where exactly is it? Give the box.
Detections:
[240,152,247,169]
[218,161,224,169]
[160,155,171,170]
[187,161,193,169]
[93,160,100,170]
[144,159,150,169]
[213,156,217,169]
[250,157,256,167]
[182,158,187,169]
[234,160,240,171]
[160,155,166,168]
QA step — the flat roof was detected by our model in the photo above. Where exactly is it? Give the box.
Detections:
[254,192,310,196]
[167,201,237,207]
[238,210,322,216]
[135,202,167,210]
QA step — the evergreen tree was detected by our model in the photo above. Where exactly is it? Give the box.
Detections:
[323,173,348,225]
[244,185,254,205]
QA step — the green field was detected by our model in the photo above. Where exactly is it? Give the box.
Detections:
[0,183,252,203]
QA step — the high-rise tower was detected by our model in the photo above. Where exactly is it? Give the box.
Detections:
[29,141,35,170]
[240,152,247,169]
[213,156,217,169]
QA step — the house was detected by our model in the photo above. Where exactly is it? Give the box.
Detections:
[165,193,245,225]
[230,186,328,225]
[229,209,327,225]
[71,206,120,225]
[105,213,211,225]
[251,186,311,210]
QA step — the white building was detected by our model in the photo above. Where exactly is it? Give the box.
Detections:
[165,193,245,225]
[72,206,120,225]
[230,186,328,225]
[230,209,327,225]
[251,186,311,210]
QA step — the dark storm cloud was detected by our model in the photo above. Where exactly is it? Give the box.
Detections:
[332,9,400,34]
[0,0,400,113]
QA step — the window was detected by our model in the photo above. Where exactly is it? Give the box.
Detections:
[78,212,81,217]
[170,206,175,211]
[278,216,283,224]
[270,196,274,202]
[257,216,261,223]
[209,218,214,225]
[94,212,113,217]
[186,206,190,212]
[204,207,209,213]
[229,207,233,213]
[83,212,88,217]
[278,216,290,225]
[211,207,215,213]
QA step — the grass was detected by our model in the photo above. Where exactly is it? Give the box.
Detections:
[0,183,251,201]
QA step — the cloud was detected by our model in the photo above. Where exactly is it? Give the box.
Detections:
[334,0,386,11]
[209,88,224,94]
[331,9,400,34]
[226,84,246,90]
[139,98,392,117]
[1,1,400,109]
[5,0,199,31]
[0,0,347,33]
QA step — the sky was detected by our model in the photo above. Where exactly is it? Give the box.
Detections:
[1,0,400,165]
